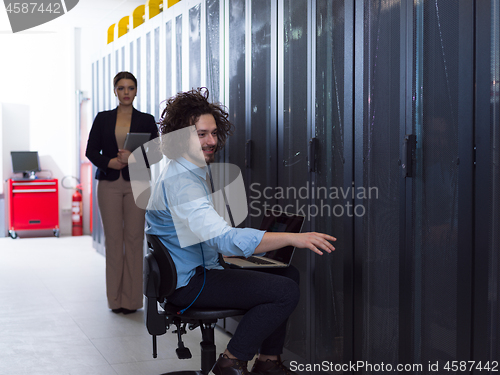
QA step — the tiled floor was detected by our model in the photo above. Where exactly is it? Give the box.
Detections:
[0,235,231,375]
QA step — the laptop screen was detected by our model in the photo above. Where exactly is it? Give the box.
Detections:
[259,210,305,263]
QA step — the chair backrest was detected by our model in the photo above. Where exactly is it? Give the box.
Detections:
[146,234,178,299]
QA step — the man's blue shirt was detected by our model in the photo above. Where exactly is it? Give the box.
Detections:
[145,157,265,289]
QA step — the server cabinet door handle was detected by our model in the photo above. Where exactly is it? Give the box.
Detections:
[245,140,252,169]
[402,134,417,178]
[308,138,318,172]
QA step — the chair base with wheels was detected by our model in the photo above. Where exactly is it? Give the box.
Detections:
[144,234,245,375]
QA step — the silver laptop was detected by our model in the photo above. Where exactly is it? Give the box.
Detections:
[223,210,305,269]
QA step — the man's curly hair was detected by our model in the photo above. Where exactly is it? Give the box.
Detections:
[158,87,234,159]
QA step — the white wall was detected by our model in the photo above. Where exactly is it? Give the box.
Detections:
[0,103,30,235]
[1,103,30,188]
[0,13,76,235]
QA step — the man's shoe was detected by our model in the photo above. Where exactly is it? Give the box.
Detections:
[212,353,253,375]
[251,357,297,375]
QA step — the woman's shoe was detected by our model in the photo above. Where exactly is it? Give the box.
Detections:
[122,308,137,315]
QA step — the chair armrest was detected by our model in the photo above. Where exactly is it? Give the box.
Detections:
[144,253,167,336]
[144,253,160,297]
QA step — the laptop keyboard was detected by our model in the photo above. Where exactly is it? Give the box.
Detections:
[246,257,276,265]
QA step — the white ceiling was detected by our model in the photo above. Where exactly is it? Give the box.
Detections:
[56,0,148,29]
[0,0,147,33]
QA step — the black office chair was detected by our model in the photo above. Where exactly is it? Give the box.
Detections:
[143,234,246,375]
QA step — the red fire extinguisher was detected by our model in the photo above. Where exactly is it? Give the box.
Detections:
[72,184,83,236]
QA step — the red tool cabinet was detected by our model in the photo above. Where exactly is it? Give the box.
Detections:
[7,179,60,239]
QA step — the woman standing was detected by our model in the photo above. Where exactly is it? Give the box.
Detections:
[86,71,158,314]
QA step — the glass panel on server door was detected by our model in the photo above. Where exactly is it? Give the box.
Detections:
[176,15,183,93]
[472,0,499,363]
[227,0,246,184]
[121,46,125,71]
[154,27,160,120]
[487,0,500,361]
[206,0,220,102]
[165,20,173,100]
[100,57,105,111]
[146,31,152,114]
[248,0,275,230]
[130,41,134,73]
[359,0,401,366]
[413,0,463,365]
[280,0,310,361]
[189,3,201,90]
[488,0,500,360]
[115,50,119,78]
[313,0,345,366]
[136,37,141,111]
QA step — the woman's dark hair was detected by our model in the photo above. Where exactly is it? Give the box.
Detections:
[113,71,137,88]
[159,87,234,158]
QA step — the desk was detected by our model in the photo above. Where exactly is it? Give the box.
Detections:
[7,179,59,239]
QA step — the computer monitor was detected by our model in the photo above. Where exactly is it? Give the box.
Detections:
[11,151,41,179]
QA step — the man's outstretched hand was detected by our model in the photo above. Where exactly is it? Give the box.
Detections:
[255,232,336,255]
[289,232,336,255]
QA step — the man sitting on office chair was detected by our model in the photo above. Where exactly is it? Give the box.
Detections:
[145,87,336,375]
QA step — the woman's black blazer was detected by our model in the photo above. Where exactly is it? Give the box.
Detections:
[85,107,159,181]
